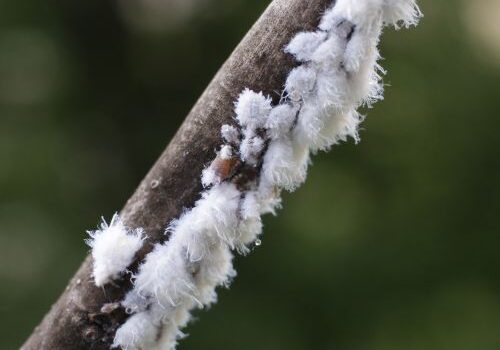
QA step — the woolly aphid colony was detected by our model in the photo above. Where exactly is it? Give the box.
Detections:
[86,0,421,349]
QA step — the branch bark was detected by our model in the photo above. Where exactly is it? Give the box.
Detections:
[21,0,332,348]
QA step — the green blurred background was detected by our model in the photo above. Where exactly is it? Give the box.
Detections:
[1,0,500,349]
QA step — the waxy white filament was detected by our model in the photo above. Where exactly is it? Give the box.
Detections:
[86,1,422,349]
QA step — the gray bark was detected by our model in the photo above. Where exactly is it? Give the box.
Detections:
[21,0,333,348]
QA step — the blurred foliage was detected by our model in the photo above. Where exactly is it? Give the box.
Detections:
[1,0,500,349]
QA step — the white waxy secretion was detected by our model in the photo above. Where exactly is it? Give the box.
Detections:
[86,1,422,349]
[86,214,145,287]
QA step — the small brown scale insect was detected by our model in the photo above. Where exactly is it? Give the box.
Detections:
[210,154,242,183]
[207,125,270,189]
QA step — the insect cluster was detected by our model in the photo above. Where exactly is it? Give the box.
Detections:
[86,1,422,349]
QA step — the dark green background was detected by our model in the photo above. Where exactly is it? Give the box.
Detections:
[1,0,500,349]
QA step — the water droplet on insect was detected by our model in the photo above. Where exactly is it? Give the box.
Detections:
[255,239,262,246]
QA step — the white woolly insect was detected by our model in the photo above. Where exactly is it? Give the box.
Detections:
[86,214,145,287]
[235,89,272,165]
[234,88,272,129]
[261,136,310,191]
[113,311,159,350]
[265,104,297,139]
[110,1,422,349]
[285,31,328,62]
[115,183,242,349]
[221,124,240,145]
[127,183,241,306]
[239,133,265,165]
[236,191,264,253]
[285,65,317,102]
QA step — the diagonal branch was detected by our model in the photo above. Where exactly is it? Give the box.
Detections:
[21,0,333,349]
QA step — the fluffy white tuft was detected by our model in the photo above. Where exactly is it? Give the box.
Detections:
[219,145,233,159]
[319,0,384,32]
[112,311,159,350]
[312,109,363,152]
[240,134,265,165]
[382,0,423,29]
[113,0,421,348]
[234,88,272,129]
[221,124,240,144]
[149,305,192,350]
[285,66,317,102]
[128,242,195,310]
[310,32,349,70]
[188,182,241,247]
[236,191,263,253]
[193,243,236,305]
[201,167,218,188]
[86,214,144,287]
[256,180,283,216]
[118,183,242,350]
[261,136,309,191]
[113,303,193,350]
[285,31,328,62]
[265,104,297,139]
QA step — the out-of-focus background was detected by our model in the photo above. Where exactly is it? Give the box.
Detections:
[1,0,500,348]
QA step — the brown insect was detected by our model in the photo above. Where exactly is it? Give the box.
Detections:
[210,155,241,182]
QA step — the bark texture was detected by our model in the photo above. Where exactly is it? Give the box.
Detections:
[21,0,333,348]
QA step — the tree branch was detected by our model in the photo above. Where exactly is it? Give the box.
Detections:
[21,0,333,348]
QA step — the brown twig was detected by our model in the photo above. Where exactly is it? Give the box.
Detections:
[21,0,333,348]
